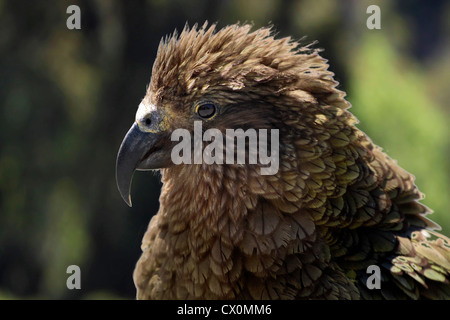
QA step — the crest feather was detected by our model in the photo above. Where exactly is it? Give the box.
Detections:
[149,22,349,110]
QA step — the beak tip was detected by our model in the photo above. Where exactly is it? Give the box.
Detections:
[116,122,157,209]
[119,191,133,207]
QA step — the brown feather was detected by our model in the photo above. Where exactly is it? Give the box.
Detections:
[125,23,450,299]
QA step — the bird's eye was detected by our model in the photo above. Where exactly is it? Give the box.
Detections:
[195,102,217,119]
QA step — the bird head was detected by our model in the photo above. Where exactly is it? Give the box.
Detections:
[116,22,351,207]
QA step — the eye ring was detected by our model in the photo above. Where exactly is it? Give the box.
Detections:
[195,101,218,119]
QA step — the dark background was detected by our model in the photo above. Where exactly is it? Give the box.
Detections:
[0,0,449,299]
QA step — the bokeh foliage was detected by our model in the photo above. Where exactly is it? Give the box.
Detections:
[0,0,448,299]
[349,33,450,233]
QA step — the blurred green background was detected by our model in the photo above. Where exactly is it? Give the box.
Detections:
[0,0,449,299]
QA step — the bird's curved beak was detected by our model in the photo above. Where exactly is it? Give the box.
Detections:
[116,122,166,207]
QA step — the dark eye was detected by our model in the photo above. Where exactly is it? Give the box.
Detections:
[196,102,217,119]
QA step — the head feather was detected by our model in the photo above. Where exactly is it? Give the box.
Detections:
[147,22,349,110]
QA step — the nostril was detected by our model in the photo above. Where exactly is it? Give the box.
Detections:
[145,118,151,126]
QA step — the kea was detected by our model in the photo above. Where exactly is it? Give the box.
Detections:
[116,23,450,299]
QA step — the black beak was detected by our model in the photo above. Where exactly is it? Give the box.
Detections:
[116,123,164,207]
